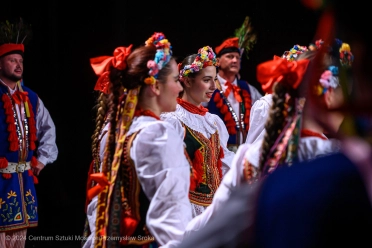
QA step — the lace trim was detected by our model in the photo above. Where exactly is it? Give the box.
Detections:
[165,104,219,135]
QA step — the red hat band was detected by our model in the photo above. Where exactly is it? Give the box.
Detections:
[0,44,25,57]
[215,37,239,55]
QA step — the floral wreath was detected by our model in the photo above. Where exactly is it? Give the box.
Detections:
[315,65,340,95]
[144,32,172,85]
[309,38,354,67]
[281,44,309,61]
[179,46,218,81]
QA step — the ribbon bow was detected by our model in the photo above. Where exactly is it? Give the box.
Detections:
[90,45,133,93]
[256,57,310,94]
[12,90,28,105]
[224,81,242,102]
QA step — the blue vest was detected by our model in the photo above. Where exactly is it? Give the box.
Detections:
[0,83,39,231]
[208,79,251,145]
[0,84,38,162]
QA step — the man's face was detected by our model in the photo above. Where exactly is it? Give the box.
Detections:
[0,54,23,82]
[218,52,241,74]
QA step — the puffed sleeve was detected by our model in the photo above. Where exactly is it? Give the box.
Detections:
[246,94,273,145]
[214,114,235,175]
[160,113,185,140]
[248,84,263,104]
[35,98,58,165]
[130,122,192,247]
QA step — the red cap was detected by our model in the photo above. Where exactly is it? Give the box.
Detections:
[215,37,239,55]
[0,44,24,57]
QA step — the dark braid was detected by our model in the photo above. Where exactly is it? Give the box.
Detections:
[258,83,288,171]
[100,68,123,176]
[91,92,108,172]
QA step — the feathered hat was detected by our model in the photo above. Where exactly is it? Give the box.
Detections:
[215,16,257,59]
[0,17,32,58]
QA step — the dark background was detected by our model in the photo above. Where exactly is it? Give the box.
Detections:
[2,1,321,247]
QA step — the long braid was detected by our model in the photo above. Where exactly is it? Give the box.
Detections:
[93,69,123,247]
[100,72,122,176]
[258,84,287,172]
[91,92,108,172]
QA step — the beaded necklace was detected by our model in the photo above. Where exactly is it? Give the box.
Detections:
[177,98,208,116]
[134,109,160,120]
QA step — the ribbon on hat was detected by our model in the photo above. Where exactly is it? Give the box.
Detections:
[90,45,133,93]
[224,81,242,102]
[256,57,310,94]
[215,37,239,55]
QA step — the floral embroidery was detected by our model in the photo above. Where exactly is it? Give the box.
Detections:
[0,198,5,209]
[7,190,17,199]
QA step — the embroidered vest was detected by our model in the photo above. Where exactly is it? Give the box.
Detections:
[183,123,223,206]
[95,131,155,247]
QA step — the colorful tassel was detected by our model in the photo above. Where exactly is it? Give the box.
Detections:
[0,158,7,169]
[2,173,11,179]
[119,215,139,245]
[31,156,38,167]
[33,175,38,184]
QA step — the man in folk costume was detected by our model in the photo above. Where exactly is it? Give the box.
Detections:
[0,18,58,248]
[207,16,263,152]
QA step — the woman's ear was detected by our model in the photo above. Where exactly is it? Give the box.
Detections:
[149,80,161,96]
[323,88,332,109]
[184,77,192,88]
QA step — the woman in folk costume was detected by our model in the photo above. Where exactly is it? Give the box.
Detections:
[84,32,192,248]
[0,18,58,248]
[161,46,235,217]
[246,39,352,145]
[246,44,310,145]
[207,17,262,151]
[181,39,354,240]
[82,45,118,247]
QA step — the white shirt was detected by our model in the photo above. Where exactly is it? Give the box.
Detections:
[5,82,58,165]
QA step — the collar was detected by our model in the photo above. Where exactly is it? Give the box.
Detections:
[0,78,18,94]
[217,75,237,89]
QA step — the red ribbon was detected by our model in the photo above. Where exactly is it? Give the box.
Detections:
[86,172,110,201]
[90,45,133,93]
[224,81,242,102]
[256,57,310,94]
[12,91,28,105]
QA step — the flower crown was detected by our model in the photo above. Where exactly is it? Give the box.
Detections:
[339,42,354,67]
[144,32,172,85]
[310,38,354,67]
[281,44,309,61]
[315,65,340,95]
[179,46,218,81]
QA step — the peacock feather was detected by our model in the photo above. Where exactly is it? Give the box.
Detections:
[0,17,32,45]
[234,16,257,59]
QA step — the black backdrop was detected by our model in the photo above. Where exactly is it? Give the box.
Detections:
[2,1,321,247]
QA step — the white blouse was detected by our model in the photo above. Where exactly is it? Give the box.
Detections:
[184,136,341,238]
[246,94,273,145]
[84,116,192,248]
[161,104,235,217]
